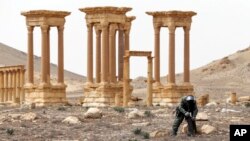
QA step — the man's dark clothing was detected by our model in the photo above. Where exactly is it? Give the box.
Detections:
[172,96,198,136]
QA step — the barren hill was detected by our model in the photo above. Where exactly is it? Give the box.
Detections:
[0,42,85,93]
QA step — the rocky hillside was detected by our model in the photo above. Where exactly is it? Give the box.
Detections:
[0,42,85,93]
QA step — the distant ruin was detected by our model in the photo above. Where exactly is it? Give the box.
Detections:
[0,65,25,104]
[21,10,70,106]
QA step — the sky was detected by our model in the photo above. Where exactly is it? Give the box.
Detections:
[0,0,250,78]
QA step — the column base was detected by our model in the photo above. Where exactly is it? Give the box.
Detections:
[153,84,194,106]
[82,82,123,107]
[24,84,67,107]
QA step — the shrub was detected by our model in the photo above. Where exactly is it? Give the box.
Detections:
[113,107,125,113]
[144,110,152,117]
[57,107,66,111]
[6,128,14,135]
[132,128,141,135]
[141,131,150,139]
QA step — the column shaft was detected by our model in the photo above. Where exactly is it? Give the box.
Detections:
[58,26,64,84]
[47,27,50,84]
[12,71,16,103]
[16,70,20,102]
[4,72,8,102]
[118,30,124,81]
[123,57,129,107]
[8,71,12,101]
[27,26,34,84]
[95,30,101,83]
[168,26,176,84]
[184,27,190,83]
[147,57,153,106]
[0,72,3,102]
[87,24,93,83]
[101,24,109,82]
[41,25,49,85]
[154,26,161,84]
[109,27,116,83]
[20,70,25,103]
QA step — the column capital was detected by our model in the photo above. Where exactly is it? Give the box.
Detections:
[41,25,49,33]
[109,24,117,36]
[101,22,109,29]
[27,26,34,32]
[183,26,191,33]
[168,25,176,33]
[57,26,64,31]
[94,24,101,34]
[153,23,161,34]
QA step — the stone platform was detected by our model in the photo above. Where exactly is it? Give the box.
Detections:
[83,82,125,107]
[153,84,194,106]
[24,84,67,106]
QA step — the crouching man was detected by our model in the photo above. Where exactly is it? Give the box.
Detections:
[171,95,198,137]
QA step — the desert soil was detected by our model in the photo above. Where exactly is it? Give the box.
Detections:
[0,97,249,141]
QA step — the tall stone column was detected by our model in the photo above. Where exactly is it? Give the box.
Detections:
[47,27,51,84]
[124,30,130,51]
[0,72,3,102]
[184,26,190,83]
[16,70,20,102]
[41,25,49,85]
[118,30,124,81]
[109,25,116,83]
[87,24,93,83]
[123,56,129,107]
[3,71,8,102]
[106,28,110,82]
[168,26,176,84]
[147,56,153,106]
[8,71,12,101]
[58,26,65,84]
[12,71,16,103]
[20,69,25,103]
[95,29,101,83]
[101,23,109,83]
[154,25,161,85]
[27,26,34,85]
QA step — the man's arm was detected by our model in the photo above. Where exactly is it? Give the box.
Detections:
[193,101,198,117]
[178,98,187,114]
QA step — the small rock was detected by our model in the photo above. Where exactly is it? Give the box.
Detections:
[84,108,102,119]
[0,115,7,122]
[196,112,208,121]
[221,108,241,113]
[201,125,216,134]
[150,130,168,138]
[182,124,188,133]
[128,109,144,119]
[20,112,37,121]
[62,116,81,124]
[8,114,22,120]
[238,96,250,102]
[151,109,166,114]
[21,103,36,109]
[205,102,218,107]
[132,122,151,126]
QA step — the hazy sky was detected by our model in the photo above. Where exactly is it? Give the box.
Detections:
[1,0,250,78]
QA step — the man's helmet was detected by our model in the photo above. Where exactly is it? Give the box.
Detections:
[186,95,195,101]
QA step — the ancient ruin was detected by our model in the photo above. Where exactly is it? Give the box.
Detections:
[146,11,196,105]
[79,7,135,107]
[0,65,25,104]
[21,10,70,106]
[123,51,153,107]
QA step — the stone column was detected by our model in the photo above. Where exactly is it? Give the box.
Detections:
[147,56,153,106]
[101,23,109,83]
[12,70,16,103]
[106,28,110,82]
[154,25,161,85]
[41,25,49,85]
[118,30,124,81]
[0,72,3,102]
[47,27,51,84]
[58,26,65,84]
[27,26,34,85]
[124,30,130,51]
[8,71,12,101]
[184,26,190,83]
[87,24,93,83]
[20,69,25,103]
[95,29,101,83]
[109,25,116,83]
[168,26,176,84]
[4,71,8,102]
[16,69,20,103]
[123,56,129,107]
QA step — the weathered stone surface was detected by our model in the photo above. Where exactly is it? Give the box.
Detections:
[196,112,208,121]
[84,108,102,118]
[132,122,151,126]
[20,112,37,121]
[238,96,250,102]
[21,103,36,109]
[128,109,144,119]
[62,116,81,124]
[221,108,241,113]
[8,114,22,120]
[182,123,188,133]
[151,109,166,114]
[150,130,168,138]
[205,101,218,107]
[201,125,216,134]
